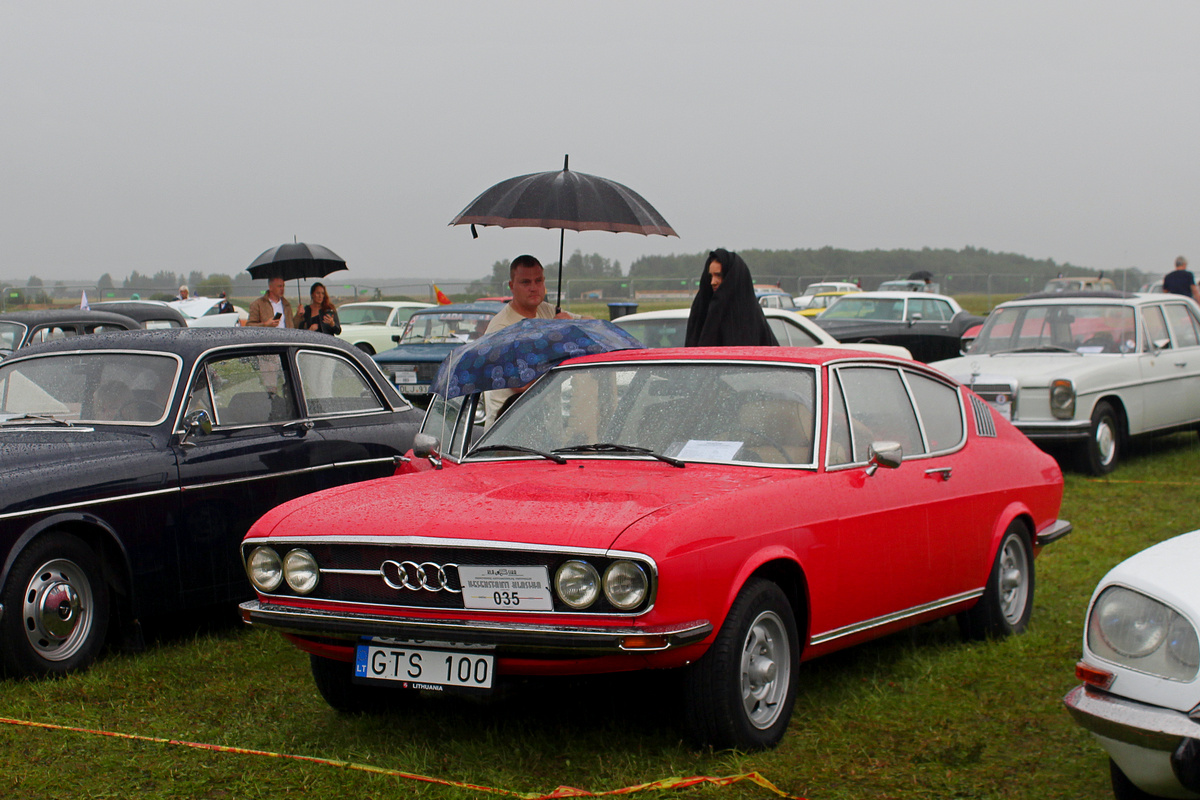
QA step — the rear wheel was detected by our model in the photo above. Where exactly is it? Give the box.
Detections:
[0,533,110,677]
[683,578,799,750]
[1077,401,1121,475]
[959,522,1034,640]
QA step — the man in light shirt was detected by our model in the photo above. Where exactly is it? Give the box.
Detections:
[483,255,585,425]
[246,276,294,327]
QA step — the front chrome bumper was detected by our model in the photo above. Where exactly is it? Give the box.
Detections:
[1036,519,1073,546]
[1064,684,1200,795]
[1013,420,1092,442]
[240,600,712,653]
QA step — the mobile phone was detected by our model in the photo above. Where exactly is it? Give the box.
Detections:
[273,312,282,320]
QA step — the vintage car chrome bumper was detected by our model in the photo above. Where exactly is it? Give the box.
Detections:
[1064,684,1200,795]
[240,600,713,653]
[1013,419,1092,441]
[1036,519,1073,546]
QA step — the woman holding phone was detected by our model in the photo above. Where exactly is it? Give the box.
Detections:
[293,282,341,335]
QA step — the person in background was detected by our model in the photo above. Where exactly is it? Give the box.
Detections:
[482,254,586,425]
[174,285,190,301]
[1164,255,1200,303]
[685,249,779,347]
[246,276,294,327]
[216,291,235,314]
[294,282,341,334]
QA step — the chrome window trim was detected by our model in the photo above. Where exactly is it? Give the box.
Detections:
[180,458,393,492]
[0,486,179,522]
[810,588,984,647]
[294,348,389,418]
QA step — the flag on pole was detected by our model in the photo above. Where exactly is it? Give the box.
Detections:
[80,290,90,310]
[433,285,452,305]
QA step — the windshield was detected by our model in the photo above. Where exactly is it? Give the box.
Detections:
[0,321,25,355]
[822,297,905,322]
[400,312,495,345]
[339,305,392,325]
[613,319,686,348]
[971,304,1136,354]
[0,352,179,423]
[474,362,817,466]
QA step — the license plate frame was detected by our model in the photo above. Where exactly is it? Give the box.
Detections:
[353,638,495,692]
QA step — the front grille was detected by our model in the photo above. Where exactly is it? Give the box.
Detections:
[968,381,1017,421]
[247,541,653,615]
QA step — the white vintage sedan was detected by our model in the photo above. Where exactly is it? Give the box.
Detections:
[335,301,433,355]
[933,292,1200,474]
[1064,529,1200,800]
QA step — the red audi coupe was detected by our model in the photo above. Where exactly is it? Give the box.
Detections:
[240,347,1069,750]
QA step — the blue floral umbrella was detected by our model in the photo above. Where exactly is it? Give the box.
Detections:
[431,318,645,400]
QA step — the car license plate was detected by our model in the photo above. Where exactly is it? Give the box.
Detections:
[354,639,495,690]
[400,384,429,394]
[458,565,553,611]
[393,370,417,384]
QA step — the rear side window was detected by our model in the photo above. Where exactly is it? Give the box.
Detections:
[905,372,965,452]
[1163,303,1200,348]
[297,351,384,416]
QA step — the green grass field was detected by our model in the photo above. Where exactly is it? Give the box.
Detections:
[2,432,1198,800]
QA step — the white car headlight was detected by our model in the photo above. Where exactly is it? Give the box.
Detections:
[603,561,648,610]
[555,560,600,609]
[1088,586,1200,681]
[283,548,320,595]
[1049,379,1075,419]
[247,546,283,593]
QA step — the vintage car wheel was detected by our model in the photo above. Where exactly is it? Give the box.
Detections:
[0,533,110,677]
[1109,758,1172,800]
[310,654,399,713]
[1078,401,1121,476]
[959,522,1034,640]
[683,578,799,750]
[353,343,376,356]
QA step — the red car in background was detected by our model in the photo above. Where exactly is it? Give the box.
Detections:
[240,347,1069,750]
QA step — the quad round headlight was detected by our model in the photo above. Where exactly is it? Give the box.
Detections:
[283,548,320,595]
[247,547,283,593]
[1089,586,1200,682]
[603,561,648,610]
[555,560,600,609]
[1168,615,1200,670]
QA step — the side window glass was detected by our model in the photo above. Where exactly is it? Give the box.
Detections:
[838,367,925,458]
[767,318,790,345]
[905,372,964,453]
[932,301,952,321]
[422,394,463,457]
[206,353,297,426]
[827,372,855,465]
[297,351,384,416]
[1164,304,1200,348]
[185,366,214,417]
[1143,306,1171,351]
[790,323,821,346]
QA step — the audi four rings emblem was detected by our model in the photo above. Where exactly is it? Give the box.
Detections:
[380,560,462,593]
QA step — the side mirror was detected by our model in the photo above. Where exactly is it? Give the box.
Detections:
[412,432,443,469]
[179,408,212,448]
[392,334,401,343]
[907,313,923,326]
[865,441,902,476]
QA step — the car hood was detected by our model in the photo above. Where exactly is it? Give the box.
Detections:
[249,460,776,552]
[373,343,464,363]
[933,353,1129,388]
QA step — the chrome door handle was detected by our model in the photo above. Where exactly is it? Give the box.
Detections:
[924,467,952,481]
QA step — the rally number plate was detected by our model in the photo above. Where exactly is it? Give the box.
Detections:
[457,565,553,611]
[355,640,495,690]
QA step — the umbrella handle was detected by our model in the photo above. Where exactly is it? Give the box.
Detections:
[555,227,564,314]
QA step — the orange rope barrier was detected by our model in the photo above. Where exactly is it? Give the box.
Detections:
[0,716,802,799]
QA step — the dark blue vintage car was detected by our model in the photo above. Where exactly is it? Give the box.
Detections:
[0,327,421,677]
[0,309,141,358]
[371,302,503,403]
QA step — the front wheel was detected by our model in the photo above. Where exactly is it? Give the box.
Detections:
[310,654,407,714]
[1077,401,1121,475]
[959,522,1034,640]
[683,578,799,750]
[0,533,110,677]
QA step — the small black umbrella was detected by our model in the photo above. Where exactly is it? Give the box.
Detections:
[450,155,676,311]
[246,241,348,306]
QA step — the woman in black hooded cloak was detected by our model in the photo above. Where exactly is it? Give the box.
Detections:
[684,249,779,347]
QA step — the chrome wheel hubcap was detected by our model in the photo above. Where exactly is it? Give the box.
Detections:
[740,610,791,730]
[21,559,94,661]
[1096,419,1116,465]
[998,536,1030,625]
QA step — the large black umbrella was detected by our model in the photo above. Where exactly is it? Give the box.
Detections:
[246,241,348,306]
[450,155,676,311]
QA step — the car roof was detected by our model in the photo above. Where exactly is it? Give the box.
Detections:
[8,326,373,361]
[411,302,504,315]
[0,309,141,327]
[341,301,433,309]
[1004,290,1142,304]
[831,291,956,301]
[91,300,189,325]
[558,344,923,370]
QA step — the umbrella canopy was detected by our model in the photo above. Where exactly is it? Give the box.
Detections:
[246,242,348,282]
[430,317,644,400]
[449,155,676,310]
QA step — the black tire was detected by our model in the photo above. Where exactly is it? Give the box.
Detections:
[0,533,110,678]
[959,522,1034,641]
[1110,758,1172,800]
[683,578,799,750]
[354,343,375,356]
[1077,400,1121,476]
[310,654,396,713]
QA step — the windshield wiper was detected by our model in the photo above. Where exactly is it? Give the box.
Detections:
[1006,345,1080,354]
[469,444,567,464]
[1,413,75,427]
[553,443,685,468]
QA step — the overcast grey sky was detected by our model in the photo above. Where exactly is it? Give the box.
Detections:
[3,1,1198,287]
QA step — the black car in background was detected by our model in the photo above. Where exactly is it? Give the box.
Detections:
[0,309,141,358]
[91,300,189,329]
[814,291,983,363]
[0,328,421,677]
